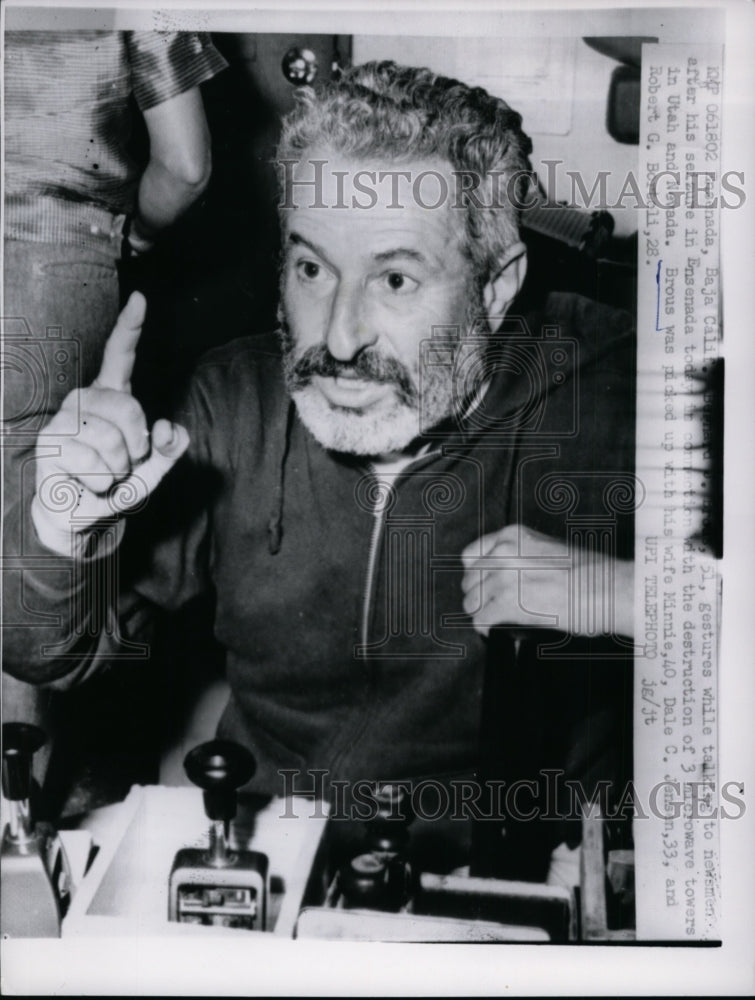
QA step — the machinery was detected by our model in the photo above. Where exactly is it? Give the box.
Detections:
[168,740,268,930]
[0,723,72,937]
[0,730,634,941]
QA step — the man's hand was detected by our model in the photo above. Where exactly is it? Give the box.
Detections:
[32,293,190,556]
[461,523,634,638]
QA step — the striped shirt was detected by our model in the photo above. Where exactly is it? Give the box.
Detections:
[4,30,227,253]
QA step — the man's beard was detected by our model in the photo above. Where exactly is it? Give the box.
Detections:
[278,300,486,457]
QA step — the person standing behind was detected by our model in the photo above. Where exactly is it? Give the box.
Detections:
[3,29,227,415]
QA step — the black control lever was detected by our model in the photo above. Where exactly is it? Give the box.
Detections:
[169,740,267,929]
[1,723,71,937]
[183,740,256,865]
[2,722,46,837]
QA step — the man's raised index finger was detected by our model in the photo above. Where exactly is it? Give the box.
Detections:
[93,291,147,392]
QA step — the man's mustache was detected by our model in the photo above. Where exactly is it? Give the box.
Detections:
[285,343,418,406]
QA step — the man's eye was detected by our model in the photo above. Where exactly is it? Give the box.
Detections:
[383,271,418,294]
[296,259,322,280]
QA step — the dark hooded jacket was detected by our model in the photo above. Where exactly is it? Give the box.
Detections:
[4,292,636,873]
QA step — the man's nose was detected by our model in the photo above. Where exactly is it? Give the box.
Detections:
[325,280,376,361]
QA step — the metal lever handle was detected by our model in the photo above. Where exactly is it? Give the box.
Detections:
[183,739,256,824]
[183,740,256,867]
[2,722,46,802]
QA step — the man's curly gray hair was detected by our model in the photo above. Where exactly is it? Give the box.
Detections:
[277,60,534,284]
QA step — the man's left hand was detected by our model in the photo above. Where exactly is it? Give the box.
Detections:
[461,523,634,638]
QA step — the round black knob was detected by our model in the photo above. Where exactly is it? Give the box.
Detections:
[281,46,318,85]
[2,722,46,801]
[363,783,414,863]
[183,740,256,823]
[372,783,413,824]
[340,853,388,909]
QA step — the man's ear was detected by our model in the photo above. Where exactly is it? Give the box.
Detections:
[482,242,528,329]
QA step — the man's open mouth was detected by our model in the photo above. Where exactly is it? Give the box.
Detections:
[285,343,418,407]
[315,373,391,409]
[332,374,376,389]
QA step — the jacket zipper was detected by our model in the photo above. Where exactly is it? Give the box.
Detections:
[360,498,385,650]
[359,451,442,652]
[327,450,442,784]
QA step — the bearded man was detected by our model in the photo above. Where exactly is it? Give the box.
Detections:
[4,62,636,880]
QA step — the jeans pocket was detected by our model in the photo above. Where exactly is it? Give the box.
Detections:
[39,259,117,283]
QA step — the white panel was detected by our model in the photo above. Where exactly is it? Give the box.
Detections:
[353,35,576,136]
